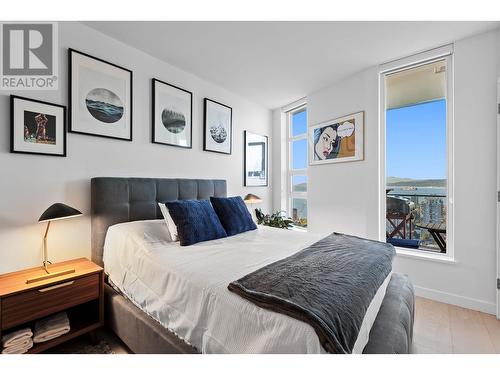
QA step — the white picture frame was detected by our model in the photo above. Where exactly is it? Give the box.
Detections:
[309,111,364,165]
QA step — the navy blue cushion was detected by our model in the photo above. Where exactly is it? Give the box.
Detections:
[387,238,420,249]
[164,200,227,246]
[210,196,257,236]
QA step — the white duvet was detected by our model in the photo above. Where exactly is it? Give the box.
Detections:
[103,220,390,354]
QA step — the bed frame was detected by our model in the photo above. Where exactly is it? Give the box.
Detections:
[91,177,415,354]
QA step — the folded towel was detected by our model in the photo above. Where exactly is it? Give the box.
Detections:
[33,327,70,343]
[34,311,69,332]
[1,328,33,348]
[1,338,33,354]
[33,312,70,343]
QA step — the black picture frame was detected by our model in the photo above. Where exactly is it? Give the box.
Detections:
[203,98,232,155]
[244,130,269,187]
[151,78,193,149]
[68,48,133,141]
[10,95,67,157]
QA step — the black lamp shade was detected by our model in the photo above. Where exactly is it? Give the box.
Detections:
[243,194,263,203]
[39,203,82,223]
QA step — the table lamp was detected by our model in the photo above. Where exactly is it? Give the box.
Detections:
[243,193,263,204]
[26,203,83,284]
[243,194,263,222]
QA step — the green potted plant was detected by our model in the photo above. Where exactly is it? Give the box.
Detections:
[255,208,294,229]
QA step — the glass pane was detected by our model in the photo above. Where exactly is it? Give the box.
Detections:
[291,109,307,136]
[292,139,307,169]
[292,198,307,227]
[292,175,307,192]
[385,59,447,253]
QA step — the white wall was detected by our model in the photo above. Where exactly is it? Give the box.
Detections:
[307,67,380,238]
[302,29,499,313]
[0,22,272,274]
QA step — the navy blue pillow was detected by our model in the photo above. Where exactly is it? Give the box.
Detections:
[210,196,257,236]
[164,200,227,246]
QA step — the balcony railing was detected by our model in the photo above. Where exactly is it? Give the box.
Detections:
[386,191,446,252]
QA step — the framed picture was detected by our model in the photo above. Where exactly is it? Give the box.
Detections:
[10,95,66,157]
[69,48,133,141]
[244,131,268,186]
[309,111,364,165]
[152,78,192,148]
[203,98,232,154]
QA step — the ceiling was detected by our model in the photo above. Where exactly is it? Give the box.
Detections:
[84,21,498,109]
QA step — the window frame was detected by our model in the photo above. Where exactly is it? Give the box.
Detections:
[379,46,454,261]
[286,104,308,226]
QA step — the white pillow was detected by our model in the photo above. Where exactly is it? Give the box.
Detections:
[107,219,172,244]
[158,202,179,241]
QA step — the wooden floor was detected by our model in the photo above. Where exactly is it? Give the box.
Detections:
[48,296,500,354]
[412,296,500,354]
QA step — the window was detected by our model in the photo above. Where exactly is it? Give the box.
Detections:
[381,48,453,256]
[287,106,308,227]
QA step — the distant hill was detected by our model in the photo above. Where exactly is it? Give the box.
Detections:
[387,177,415,184]
[387,177,446,187]
[292,179,445,190]
[294,182,307,192]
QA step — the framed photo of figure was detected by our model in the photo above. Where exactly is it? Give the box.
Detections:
[69,48,133,141]
[244,131,268,186]
[309,111,364,165]
[203,98,232,154]
[10,95,66,157]
[152,79,192,148]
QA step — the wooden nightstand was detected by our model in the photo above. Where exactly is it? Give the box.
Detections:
[0,258,104,354]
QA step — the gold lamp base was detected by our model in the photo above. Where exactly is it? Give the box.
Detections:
[26,219,76,284]
[26,268,75,284]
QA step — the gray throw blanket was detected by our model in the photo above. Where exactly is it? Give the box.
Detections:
[228,232,395,353]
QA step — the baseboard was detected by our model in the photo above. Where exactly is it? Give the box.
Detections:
[414,285,496,315]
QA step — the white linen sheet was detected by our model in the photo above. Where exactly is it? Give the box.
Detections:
[103,220,391,354]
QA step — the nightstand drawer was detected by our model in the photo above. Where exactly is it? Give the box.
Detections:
[1,273,99,330]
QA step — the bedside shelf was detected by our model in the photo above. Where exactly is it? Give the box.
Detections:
[27,299,101,354]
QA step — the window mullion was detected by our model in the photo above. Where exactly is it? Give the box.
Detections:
[286,104,308,228]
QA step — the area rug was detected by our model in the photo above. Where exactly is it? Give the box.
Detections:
[73,340,115,354]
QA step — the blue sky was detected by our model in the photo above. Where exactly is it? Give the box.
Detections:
[290,102,446,180]
[292,110,308,169]
[292,110,307,136]
[386,99,447,180]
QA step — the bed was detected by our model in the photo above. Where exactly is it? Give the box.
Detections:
[91,177,415,354]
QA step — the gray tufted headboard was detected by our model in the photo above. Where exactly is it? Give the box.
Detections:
[91,177,227,266]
